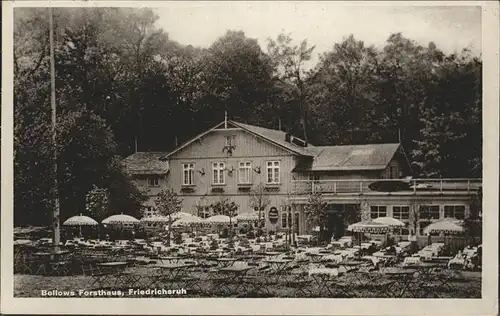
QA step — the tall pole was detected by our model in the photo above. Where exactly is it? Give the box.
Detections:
[49,7,60,252]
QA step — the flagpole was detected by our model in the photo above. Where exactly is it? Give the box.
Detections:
[49,7,61,252]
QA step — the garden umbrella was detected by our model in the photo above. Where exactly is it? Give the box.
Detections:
[204,215,234,237]
[373,217,405,228]
[347,220,390,248]
[373,216,405,243]
[102,214,140,225]
[63,214,98,237]
[423,219,464,235]
[171,212,197,221]
[204,215,232,225]
[63,214,98,226]
[172,216,205,229]
[234,212,259,222]
[140,215,170,223]
[423,219,464,247]
[347,220,391,234]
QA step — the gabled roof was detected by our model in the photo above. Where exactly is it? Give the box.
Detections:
[122,152,169,175]
[162,120,314,159]
[231,121,314,157]
[295,143,402,171]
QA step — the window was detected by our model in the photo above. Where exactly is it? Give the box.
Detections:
[370,206,387,219]
[198,207,211,219]
[147,175,160,187]
[444,205,466,220]
[266,161,280,184]
[393,206,410,220]
[143,206,154,217]
[238,161,252,184]
[420,205,440,220]
[182,163,195,186]
[212,162,225,185]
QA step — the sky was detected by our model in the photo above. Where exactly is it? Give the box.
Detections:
[154,2,481,67]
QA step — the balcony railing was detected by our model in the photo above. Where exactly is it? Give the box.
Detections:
[290,178,482,195]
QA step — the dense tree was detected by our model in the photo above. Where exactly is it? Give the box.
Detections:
[307,35,379,145]
[267,33,315,139]
[13,8,482,228]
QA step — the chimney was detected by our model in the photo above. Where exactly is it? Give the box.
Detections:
[285,133,291,143]
[134,136,138,153]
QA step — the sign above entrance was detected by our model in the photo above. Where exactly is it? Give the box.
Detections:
[268,207,279,223]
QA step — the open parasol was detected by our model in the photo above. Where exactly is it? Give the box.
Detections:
[63,214,98,237]
[140,215,171,223]
[373,216,405,228]
[171,212,197,221]
[347,220,390,234]
[63,214,98,226]
[102,214,140,225]
[204,215,232,225]
[172,215,205,227]
[423,219,464,235]
[234,212,259,222]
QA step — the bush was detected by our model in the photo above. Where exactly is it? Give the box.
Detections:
[210,239,218,250]
[256,229,264,237]
[239,226,248,234]
[239,237,250,248]
[246,230,255,239]
[173,232,183,245]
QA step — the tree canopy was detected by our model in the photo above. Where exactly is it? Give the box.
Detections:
[14,8,482,226]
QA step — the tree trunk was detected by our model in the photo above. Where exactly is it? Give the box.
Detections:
[167,215,172,247]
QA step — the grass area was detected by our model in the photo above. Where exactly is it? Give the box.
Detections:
[14,270,482,298]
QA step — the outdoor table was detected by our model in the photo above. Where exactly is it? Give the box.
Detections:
[384,269,416,297]
[264,259,294,283]
[403,263,452,297]
[32,250,71,275]
[306,253,323,263]
[149,263,195,288]
[338,261,364,272]
[308,268,340,297]
[212,266,255,296]
[216,258,237,268]
[263,251,281,257]
[91,261,128,289]
[285,269,313,296]
[350,270,395,298]
[158,256,181,264]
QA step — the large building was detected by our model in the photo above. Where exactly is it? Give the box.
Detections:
[123,119,481,238]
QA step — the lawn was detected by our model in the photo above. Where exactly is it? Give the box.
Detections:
[14,270,482,298]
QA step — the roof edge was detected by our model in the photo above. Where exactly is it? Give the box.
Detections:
[230,120,314,157]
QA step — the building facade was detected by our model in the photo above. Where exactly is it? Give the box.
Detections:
[123,120,481,238]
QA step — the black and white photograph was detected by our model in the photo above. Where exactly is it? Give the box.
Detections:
[2,1,499,315]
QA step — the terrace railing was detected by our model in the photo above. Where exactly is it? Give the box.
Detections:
[290,178,482,195]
